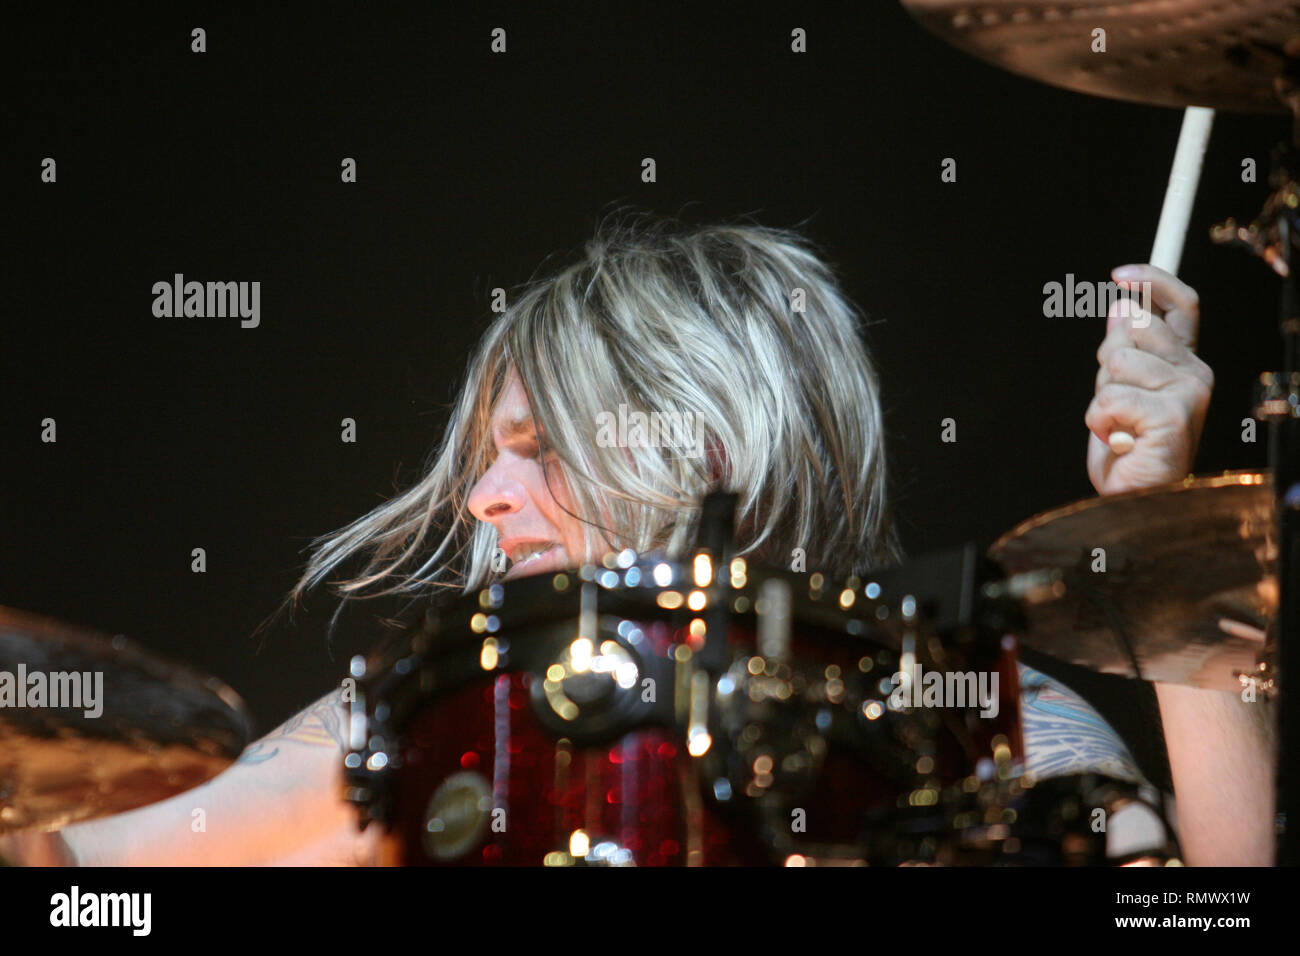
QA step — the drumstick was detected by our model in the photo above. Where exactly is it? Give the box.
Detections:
[1108,105,1215,455]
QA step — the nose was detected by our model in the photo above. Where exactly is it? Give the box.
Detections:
[467,458,527,523]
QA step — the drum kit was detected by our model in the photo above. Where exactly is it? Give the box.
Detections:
[4,0,1300,865]
[340,504,1172,866]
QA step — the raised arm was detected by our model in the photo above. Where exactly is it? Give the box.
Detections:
[1086,263,1275,865]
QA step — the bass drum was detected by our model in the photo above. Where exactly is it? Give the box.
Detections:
[345,553,1101,865]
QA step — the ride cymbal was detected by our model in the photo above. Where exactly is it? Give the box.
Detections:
[0,607,254,832]
[902,0,1300,114]
[989,471,1274,691]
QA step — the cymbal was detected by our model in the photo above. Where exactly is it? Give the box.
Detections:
[0,608,254,832]
[989,471,1274,691]
[901,1,1300,114]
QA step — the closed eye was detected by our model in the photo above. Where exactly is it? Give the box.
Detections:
[485,434,554,467]
[486,413,555,467]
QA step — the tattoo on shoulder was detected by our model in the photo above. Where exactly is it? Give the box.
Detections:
[236,691,347,765]
[1017,664,1146,785]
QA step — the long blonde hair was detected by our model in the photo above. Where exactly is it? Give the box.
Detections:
[289,211,900,610]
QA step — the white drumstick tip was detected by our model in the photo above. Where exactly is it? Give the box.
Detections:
[1108,430,1136,455]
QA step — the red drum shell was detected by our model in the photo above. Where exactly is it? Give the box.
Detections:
[369,597,1022,866]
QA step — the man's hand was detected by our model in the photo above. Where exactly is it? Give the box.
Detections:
[1086,264,1213,496]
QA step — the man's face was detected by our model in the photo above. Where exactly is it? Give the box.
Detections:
[467,373,600,580]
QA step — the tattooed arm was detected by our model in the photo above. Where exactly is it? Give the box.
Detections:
[1018,664,1174,859]
[1024,658,1277,865]
[42,691,383,866]
[1018,664,1146,785]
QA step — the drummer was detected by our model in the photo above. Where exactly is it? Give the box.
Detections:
[12,214,1272,865]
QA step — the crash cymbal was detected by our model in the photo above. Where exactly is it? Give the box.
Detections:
[901,0,1300,114]
[0,607,254,832]
[989,471,1274,691]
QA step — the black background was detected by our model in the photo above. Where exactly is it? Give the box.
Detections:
[5,4,1285,788]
